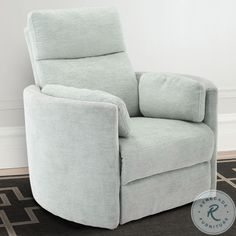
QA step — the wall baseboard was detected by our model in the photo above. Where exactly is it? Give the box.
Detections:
[0,113,235,169]
[0,126,27,169]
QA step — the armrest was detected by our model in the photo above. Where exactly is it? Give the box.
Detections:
[23,85,120,229]
[136,72,218,189]
[41,84,131,137]
[138,72,206,122]
[178,74,218,190]
[136,72,217,132]
[178,74,218,133]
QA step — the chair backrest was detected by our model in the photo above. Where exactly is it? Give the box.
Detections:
[25,7,139,116]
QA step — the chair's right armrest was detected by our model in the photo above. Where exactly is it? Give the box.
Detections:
[179,74,218,134]
[136,72,218,133]
[136,72,218,189]
[23,85,120,229]
[179,75,218,190]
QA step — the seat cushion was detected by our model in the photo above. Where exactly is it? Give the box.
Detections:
[139,73,206,122]
[42,85,131,137]
[119,117,214,185]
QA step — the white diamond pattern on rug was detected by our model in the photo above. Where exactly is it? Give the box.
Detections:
[0,181,40,236]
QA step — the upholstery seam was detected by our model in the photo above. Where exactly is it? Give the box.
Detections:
[122,161,211,186]
[198,85,203,122]
[29,16,43,86]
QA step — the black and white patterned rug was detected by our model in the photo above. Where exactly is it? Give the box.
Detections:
[0,159,235,236]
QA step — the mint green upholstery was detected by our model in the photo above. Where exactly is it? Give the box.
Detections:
[27,8,125,60]
[24,7,217,229]
[139,73,206,122]
[24,86,120,229]
[121,161,211,224]
[42,85,131,137]
[120,117,214,185]
[25,8,139,116]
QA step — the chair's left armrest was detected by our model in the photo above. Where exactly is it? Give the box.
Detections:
[23,85,120,229]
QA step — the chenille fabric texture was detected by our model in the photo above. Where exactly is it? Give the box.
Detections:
[42,85,131,137]
[24,7,217,229]
[25,8,139,116]
[139,73,206,122]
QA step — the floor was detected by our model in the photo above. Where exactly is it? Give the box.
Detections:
[0,158,235,236]
[218,150,236,160]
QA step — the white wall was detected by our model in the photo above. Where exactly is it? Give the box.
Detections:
[0,0,236,167]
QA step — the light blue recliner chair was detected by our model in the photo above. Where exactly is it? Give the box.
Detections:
[24,7,217,229]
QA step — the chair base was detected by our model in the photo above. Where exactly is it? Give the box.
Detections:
[30,161,211,228]
[120,161,211,224]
